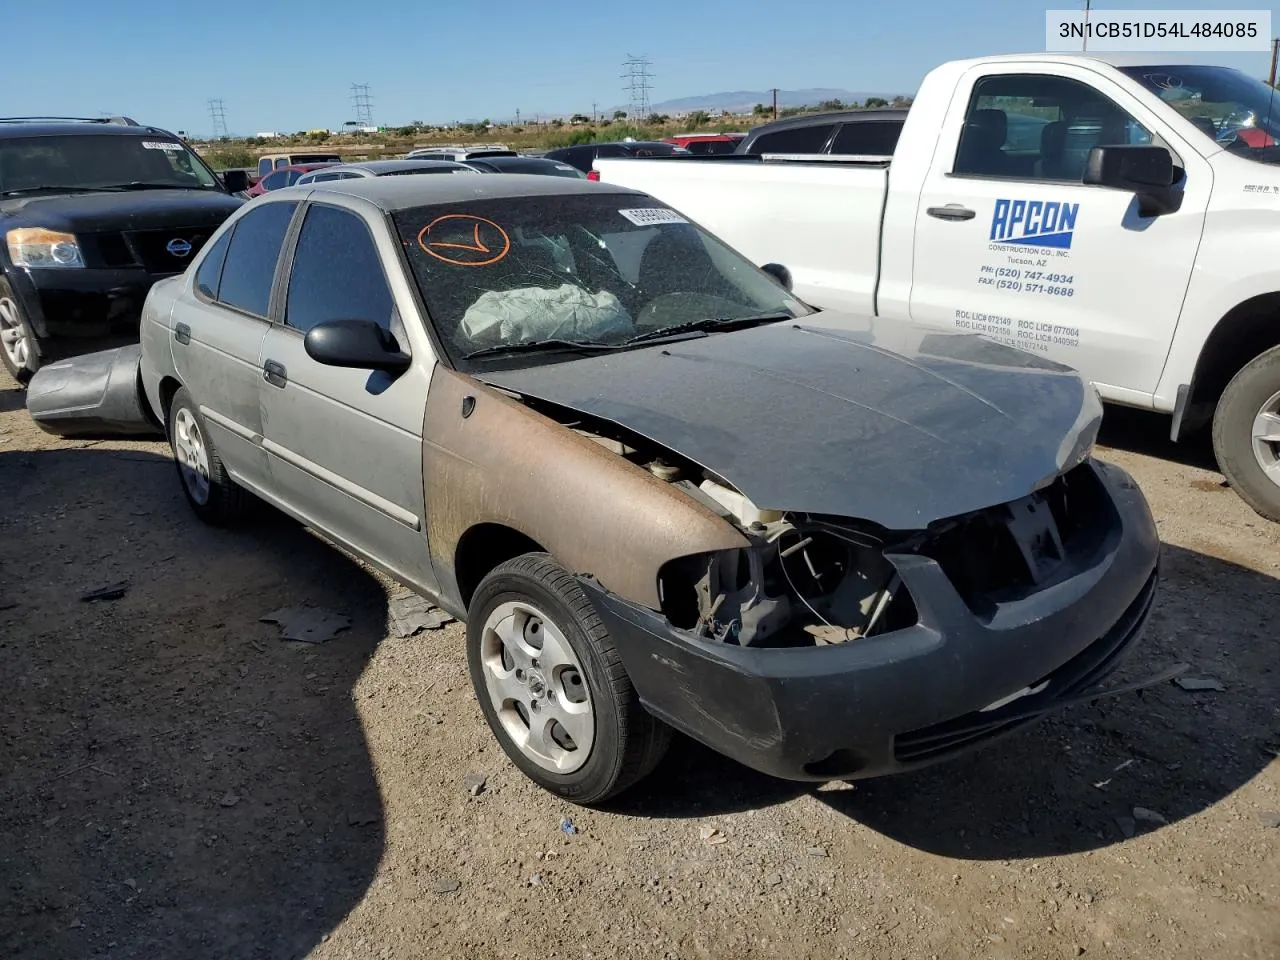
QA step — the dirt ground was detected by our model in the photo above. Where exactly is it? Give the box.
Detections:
[1,368,1277,960]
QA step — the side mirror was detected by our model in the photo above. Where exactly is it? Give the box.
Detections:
[304,319,411,373]
[761,262,792,291]
[221,169,249,194]
[1083,145,1180,216]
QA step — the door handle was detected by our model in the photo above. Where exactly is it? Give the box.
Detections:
[263,359,287,389]
[174,322,191,345]
[927,204,977,221]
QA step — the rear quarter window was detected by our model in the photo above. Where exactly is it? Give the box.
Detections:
[831,120,903,155]
[749,124,836,154]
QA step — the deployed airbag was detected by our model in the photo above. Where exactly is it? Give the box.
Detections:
[460,284,632,344]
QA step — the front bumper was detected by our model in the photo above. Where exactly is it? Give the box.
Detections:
[9,265,173,340]
[26,344,162,439]
[580,460,1161,782]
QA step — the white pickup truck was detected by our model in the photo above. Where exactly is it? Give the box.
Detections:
[597,52,1280,522]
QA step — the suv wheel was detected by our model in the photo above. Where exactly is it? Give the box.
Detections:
[167,386,248,526]
[0,279,41,384]
[467,553,670,804]
[1213,343,1280,522]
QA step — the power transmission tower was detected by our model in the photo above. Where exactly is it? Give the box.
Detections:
[350,84,374,128]
[207,99,229,139]
[621,54,653,122]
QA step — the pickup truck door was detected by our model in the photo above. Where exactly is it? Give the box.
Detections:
[907,63,1210,403]
[257,199,438,592]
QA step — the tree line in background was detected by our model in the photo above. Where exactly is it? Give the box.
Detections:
[200,95,915,169]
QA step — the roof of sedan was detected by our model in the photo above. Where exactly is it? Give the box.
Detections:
[291,172,642,209]
[331,158,474,174]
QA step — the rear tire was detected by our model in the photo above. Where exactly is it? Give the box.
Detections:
[167,386,248,526]
[467,552,670,804]
[1212,344,1280,522]
[0,278,42,385]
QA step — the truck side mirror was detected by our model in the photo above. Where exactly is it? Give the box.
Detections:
[1083,145,1181,217]
[221,169,249,194]
[761,262,792,290]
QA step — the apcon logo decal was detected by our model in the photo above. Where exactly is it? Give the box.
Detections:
[990,199,1079,249]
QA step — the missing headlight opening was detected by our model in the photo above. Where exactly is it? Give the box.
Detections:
[659,518,918,648]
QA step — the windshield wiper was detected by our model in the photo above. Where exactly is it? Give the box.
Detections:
[622,312,792,346]
[0,185,101,197]
[463,338,623,361]
[107,182,193,191]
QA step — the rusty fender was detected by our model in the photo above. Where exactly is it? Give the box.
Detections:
[421,366,748,611]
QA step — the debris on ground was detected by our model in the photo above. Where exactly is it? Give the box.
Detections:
[1093,779,1112,789]
[560,817,577,835]
[698,826,727,845]
[1258,812,1280,829]
[1174,676,1226,692]
[1116,817,1137,839]
[81,582,128,603]
[431,878,460,894]
[218,793,240,808]
[347,810,378,827]
[766,872,783,886]
[1132,807,1167,825]
[387,591,455,638]
[464,773,487,797]
[529,874,543,886]
[805,846,829,858]
[259,606,351,644]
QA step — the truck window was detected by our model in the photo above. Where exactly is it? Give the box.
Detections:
[831,120,903,156]
[750,124,836,154]
[953,74,1153,182]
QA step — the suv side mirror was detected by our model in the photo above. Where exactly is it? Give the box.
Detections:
[221,169,249,194]
[304,319,411,373]
[761,262,792,291]
[1083,145,1181,216]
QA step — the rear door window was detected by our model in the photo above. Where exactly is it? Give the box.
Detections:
[750,124,836,154]
[216,202,297,318]
[831,120,903,155]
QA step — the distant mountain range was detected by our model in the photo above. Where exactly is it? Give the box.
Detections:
[639,88,899,115]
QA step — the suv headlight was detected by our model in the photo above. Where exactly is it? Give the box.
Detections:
[6,228,85,268]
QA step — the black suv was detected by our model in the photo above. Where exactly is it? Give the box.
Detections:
[735,109,908,156]
[543,140,687,176]
[0,117,247,383]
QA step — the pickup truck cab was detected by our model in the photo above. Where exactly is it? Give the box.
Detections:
[597,53,1280,522]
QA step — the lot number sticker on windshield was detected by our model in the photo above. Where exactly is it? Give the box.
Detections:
[141,141,184,151]
[619,208,688,226]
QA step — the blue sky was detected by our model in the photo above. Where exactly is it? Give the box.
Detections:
[12,0,1278,135]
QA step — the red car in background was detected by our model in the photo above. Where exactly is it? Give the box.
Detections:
[245,162,339,197]
[663,132,745,155]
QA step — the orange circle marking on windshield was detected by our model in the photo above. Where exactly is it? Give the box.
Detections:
[417,214,511,267]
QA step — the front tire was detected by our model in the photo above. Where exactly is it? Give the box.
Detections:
[467,553,670,804]
[0,278,42,385]
[167,386,248,526]
[1213,344,1280,522]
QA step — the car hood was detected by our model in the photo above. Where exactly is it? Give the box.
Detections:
[0,189,243,232]
[476,314,1103,530]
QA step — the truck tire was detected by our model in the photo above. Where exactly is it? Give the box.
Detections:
[167,386,249,526]
[467,553,671,805]
[1212,344,1280,522]
[0,278,42,385]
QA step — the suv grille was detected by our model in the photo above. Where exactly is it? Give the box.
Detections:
[126,229,212,274]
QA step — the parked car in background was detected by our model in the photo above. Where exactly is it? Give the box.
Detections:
[256,152,342,177]
[734,109,908,156]
[460,155,586,178]
[294,159,479,185]
[544,140,689,179]
[28,174,1167,806]
[405,145,518,162]
[665,132,745,155]
[0,116,245,382]
[246,163,339,197]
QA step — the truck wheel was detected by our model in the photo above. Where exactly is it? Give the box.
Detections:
[1213,344,1280,522]
[0,279,42,384]
[167,386,248,526]
[467,553,671,805]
